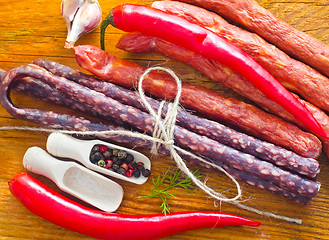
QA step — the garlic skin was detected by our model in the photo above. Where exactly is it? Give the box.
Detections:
[61,0,102,49]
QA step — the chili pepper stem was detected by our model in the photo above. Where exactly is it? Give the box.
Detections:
[100,9,114,50]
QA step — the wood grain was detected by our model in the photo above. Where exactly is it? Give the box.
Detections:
[0,0,329,239]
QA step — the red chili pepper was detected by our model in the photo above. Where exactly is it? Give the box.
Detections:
[9,172,260,240]
[100,4,329,140]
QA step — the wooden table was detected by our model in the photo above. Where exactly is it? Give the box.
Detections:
[0,0,328,239]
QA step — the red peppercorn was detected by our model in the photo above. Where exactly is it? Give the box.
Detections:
[105,160,113,169]
[120,163,128,171]
[137,162,144,166]
[126,169,134,177]
[99,145,108,153]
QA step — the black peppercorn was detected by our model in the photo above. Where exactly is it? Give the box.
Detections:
[137,165,144,172]
[102,150,112,158]
[112,164,120,171]
[142,169,151,177]
[91,145,100,153]
[125,154,134,164]
[117,167,126,176]
[90,152,104,164]
[133,170,141,178]
[114,158,122,166]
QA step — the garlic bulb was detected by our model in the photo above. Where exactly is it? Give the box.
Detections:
[61,0,102,48]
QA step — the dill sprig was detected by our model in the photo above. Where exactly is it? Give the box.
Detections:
[140,168,202,215]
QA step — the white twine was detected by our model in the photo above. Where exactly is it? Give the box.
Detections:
[0,66,302,224]
[138,66,242,202]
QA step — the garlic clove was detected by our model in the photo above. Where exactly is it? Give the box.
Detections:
[61,0,84,32]
[61,0,84,22]
[61,0,102,49]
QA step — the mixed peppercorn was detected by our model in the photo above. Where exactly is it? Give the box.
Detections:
[90,144,150,178]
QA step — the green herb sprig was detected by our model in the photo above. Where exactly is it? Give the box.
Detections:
[140,168,202,215]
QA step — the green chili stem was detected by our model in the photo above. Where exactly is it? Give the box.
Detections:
[100,10,114,50]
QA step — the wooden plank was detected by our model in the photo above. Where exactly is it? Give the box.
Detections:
[0,0,329,239]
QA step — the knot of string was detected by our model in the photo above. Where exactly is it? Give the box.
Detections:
[137,66,242,202]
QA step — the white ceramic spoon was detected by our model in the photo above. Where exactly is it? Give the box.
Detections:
[23,146,124,212]
[46,132,151,185]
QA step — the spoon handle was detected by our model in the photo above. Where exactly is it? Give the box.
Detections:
[46,132,92,164]
[23,147,69,184]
